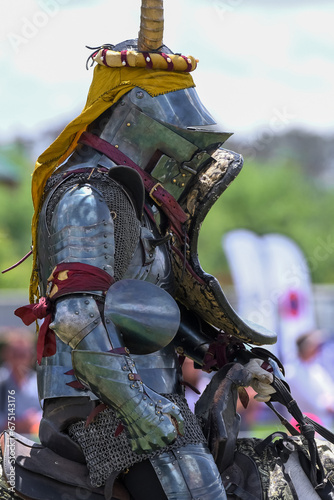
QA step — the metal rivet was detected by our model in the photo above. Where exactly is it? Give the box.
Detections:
[128,373,135,381]
[181,183,185,187]
[75,311,79,315]
[104,243,108,248]
[172,179,177,183]
[136,91,144,99]
[106,319,110,324]
[126,122,131,127]
[94,319,99,324]
[85,300,89,304]
[105,255,109,259]
[115,144,119,148]
[90,313,94,318]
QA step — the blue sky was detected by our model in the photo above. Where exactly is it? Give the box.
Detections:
[1,0,334,148]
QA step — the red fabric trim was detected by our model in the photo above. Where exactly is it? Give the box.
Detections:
[114,423,124,437]
[142,52,153,69]
[120,50,129,67]
[202,334,229,372]
[109,347,129,355]
[85,403,108,428]
[15,297,56,365]
[64,369,75,375]
[50,262,114,300]
[102,48,110,67]
[15,263,114,364]
[2,249,33,274]
[160,52,174,71]
[180,55,192,72]
[180,380,201,395]
[66,380,86,390]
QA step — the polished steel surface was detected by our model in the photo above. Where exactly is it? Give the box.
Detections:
[129,86,217,129]
[50,295,111,350]
[132,345,182,394]
[49,184,115,275]
[36,337,98,402]
[104,279,180,355]
[150,443,227,499]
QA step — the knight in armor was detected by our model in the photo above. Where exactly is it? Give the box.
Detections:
[10,1,277,499]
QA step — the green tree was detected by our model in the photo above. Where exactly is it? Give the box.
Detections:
[0,145,34,291]
[198,160,334,284]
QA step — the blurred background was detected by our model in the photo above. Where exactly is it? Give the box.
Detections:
[0,0,334,437]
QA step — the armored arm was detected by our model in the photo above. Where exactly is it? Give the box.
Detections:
[40,178,183,453]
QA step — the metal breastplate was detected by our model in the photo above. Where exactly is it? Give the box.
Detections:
[37,170,177,402]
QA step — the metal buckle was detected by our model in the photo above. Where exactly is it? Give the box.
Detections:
[149,182,163,206]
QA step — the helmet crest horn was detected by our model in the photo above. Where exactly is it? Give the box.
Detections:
[138,0,164,52]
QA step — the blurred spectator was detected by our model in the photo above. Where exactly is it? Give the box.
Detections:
[317,335,334,385]
[182,357,212,413]
[0,330,42,436]
[285,329,334,429]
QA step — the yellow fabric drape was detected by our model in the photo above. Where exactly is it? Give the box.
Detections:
[30,65,195,302]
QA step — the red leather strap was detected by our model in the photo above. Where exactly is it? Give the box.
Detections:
[79,131,189,242]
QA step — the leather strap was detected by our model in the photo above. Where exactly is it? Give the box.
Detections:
[225,482,260,500]
[79,131,189,243]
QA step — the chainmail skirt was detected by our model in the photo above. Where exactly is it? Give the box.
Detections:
[68,394,207,488]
